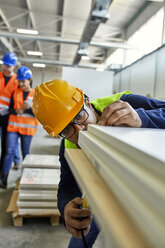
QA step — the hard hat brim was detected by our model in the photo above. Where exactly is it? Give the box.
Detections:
[2,60,16,66]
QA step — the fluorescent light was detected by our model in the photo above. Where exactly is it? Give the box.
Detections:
[27,51,43,56]
[16,29,38,35]
[96,67,104,72]
[81,55,90,60]
[77,49,89,56]
[0,60,3,64]
[33,63,46,68]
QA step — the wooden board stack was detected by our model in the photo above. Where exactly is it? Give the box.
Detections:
[65,125,165,248]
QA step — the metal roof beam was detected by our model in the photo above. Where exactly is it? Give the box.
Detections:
[26,0,42,52]
[72,0,113,65]
[37,17,63,29]
[0,37,13,52]
[0,31,130,49]
[0,4,86,23]
[18,57,102,69]
[0,11,29,27]
[0,8,26,57]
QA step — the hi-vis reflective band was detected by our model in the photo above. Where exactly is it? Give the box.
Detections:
[8,122,37,129]
[0,104,9,109]
[17,113,36,118]
[0,96,10,102]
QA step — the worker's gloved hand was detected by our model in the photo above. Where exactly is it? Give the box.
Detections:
[98,100,142,127]
[23,101,30,110]
[64,197,92,238]
[16,108,24,114]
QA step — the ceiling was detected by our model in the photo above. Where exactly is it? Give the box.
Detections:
[0,0,163,72]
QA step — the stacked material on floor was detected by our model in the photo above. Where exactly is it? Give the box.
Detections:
[22,154,60,169]
[65,125,165,248]
[17,168,60,215]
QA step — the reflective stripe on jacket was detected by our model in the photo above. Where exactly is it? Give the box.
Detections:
[7,88,38,136]
[64,90,131,149]
[0,72,18,109]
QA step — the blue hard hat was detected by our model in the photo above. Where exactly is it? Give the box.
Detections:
[17,66,32,80]
[2,52,17,66]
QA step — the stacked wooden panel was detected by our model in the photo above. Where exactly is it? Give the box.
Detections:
[22,154,60,169]
[65,125,165,248]
[17,154,60,215]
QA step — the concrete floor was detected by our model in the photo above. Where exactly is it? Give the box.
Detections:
[0,124,106,248]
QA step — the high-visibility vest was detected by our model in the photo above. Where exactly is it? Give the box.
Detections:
[0,72,18,110]
[64,90,131,149]
[7,88,39,136]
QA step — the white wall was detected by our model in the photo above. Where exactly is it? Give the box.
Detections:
[120,67,131,92]
[62,67,114,100]
[129,54,156,96]
[113,72,120,93]
[155,47,165,99]
[113,45,165,100]
[32,68,62,88]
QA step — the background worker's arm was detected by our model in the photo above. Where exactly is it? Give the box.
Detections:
[64,197,92,238]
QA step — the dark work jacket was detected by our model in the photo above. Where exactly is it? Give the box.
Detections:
[58,94,165,217]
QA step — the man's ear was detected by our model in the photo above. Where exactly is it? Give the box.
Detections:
[84,97,91,107]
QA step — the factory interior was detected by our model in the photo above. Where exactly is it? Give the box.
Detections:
[0,0,165,247]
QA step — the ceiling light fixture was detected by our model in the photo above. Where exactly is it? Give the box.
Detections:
[27,51,43,56]
[96,67,105,72]
[16,29,38,35]
[81,55,90,60]
[33,63,46,68]
[77,48,89,56]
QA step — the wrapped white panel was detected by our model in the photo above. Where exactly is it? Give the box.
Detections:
[20,168,60,189]
[78,131,165,247]
[22,154,60,169]
[18,190,57,201]
[17,200,57,208]
[18,208,59,215]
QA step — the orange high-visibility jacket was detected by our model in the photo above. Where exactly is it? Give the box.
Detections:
[7,88,38,136]
[0,72,18,110]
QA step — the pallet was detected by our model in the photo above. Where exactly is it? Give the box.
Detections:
[12,211,60,227]
[7,190,60,227]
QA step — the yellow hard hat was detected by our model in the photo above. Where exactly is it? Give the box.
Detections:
[32,79,84,137]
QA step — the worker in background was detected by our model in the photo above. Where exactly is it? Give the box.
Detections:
[0,66,38,188]
[32,79,165,248]
[146,93,152,98]
[0,52,20,176]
